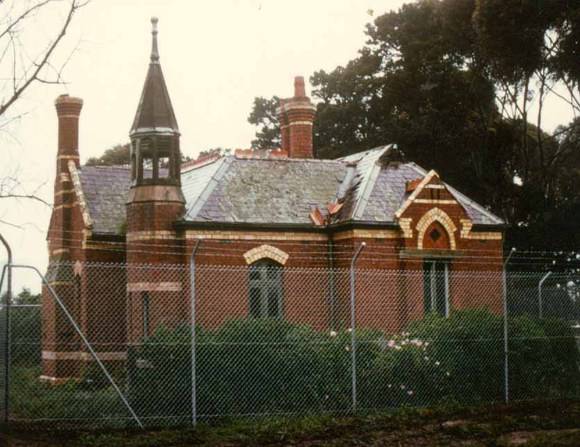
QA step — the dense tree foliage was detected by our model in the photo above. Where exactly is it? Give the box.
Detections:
[248,0,580,256]
[86,143,192,166]
[86,143,131,166]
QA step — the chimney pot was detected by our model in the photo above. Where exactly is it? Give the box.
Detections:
[279,76,316,158]
[294,76,306,97]
[55,95,83,169]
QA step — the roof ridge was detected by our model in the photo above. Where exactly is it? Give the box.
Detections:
[231,155,345,164]
[185,157,233,219]
[350,146,391,220]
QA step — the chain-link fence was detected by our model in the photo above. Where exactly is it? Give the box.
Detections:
[1,261,579,428]
[0,259,7,423]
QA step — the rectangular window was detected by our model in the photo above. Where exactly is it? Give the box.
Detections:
[142,292,150,337]
[423,260,449,317]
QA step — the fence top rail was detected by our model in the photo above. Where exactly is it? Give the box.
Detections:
[36,260,567,276]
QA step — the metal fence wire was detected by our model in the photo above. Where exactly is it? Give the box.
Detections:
[1,261,580,428]
[0,259,7,422]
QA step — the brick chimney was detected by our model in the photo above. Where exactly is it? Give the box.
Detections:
[50,94,83,262]
[55,94,83,172]
[278,76,316,158]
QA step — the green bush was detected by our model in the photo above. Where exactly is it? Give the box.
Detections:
[408,310,580,403]
[127,312,580,421]
[407,310,504,403]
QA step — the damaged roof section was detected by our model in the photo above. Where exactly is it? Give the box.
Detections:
[184,156,346,224]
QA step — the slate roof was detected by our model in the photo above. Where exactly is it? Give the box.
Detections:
[78,165,132,235]
[74,146,503,236]
[184,157,346,224]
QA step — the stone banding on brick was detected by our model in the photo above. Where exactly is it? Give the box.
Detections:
[460,219,503,241]
[333,229,400,241]
[399,218,413,238]
[42,351,127,361]
[126,282,182,292]
[185,230,327,241]
[68,160,93,229]
[127,230,183,242]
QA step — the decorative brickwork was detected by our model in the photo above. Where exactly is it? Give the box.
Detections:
[243,245,289,265]
[460,219,503,241]
[416,207,457,250]
[278,76,316,158]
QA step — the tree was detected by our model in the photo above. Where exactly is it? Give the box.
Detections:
[196,147,231,159]
[86,143,131,166]
[248,96,280,149]
[0,0,89,124]
[86,142,193,166]
[247,0,580,255]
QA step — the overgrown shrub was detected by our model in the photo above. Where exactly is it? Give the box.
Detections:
[128,311,580,420]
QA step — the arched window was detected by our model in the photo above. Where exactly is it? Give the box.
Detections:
[248,260,283,319]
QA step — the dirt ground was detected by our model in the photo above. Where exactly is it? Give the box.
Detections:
[2,400,580,446]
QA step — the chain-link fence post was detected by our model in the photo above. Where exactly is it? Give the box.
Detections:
[0,234,12,423]
[349,242,365,413]
[502,248,515,404]
[190,240,201,427]
[538,271,552,319]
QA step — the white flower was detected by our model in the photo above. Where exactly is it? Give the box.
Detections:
[400,384,406,390]
[435,361,440,366]
[330,330,337,337]
[446,372,451,376]
[347,328,352,333]
[407,390,414,395]
[387,340,396,348]
[345,345,350,351]
[424,356,429,361]
[395,345,402,350]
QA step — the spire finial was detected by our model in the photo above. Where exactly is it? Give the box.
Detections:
[150,17,159,63]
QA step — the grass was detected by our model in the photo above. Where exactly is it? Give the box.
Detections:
[2,399,580,446]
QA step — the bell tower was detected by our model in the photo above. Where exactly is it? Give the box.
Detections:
[129,17,182,190]
[126,17,185,262]
[126,18,186,342]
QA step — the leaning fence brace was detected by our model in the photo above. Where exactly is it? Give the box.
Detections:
[9,263,144,428]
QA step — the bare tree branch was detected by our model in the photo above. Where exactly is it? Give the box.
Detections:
[0,0,88,117]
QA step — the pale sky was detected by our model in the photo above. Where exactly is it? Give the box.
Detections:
[0,0,574,292]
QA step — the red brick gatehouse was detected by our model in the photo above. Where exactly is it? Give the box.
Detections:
[42,19,505,381]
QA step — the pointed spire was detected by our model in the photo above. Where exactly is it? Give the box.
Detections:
[130,17,179,136]
[150,17,159,63]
